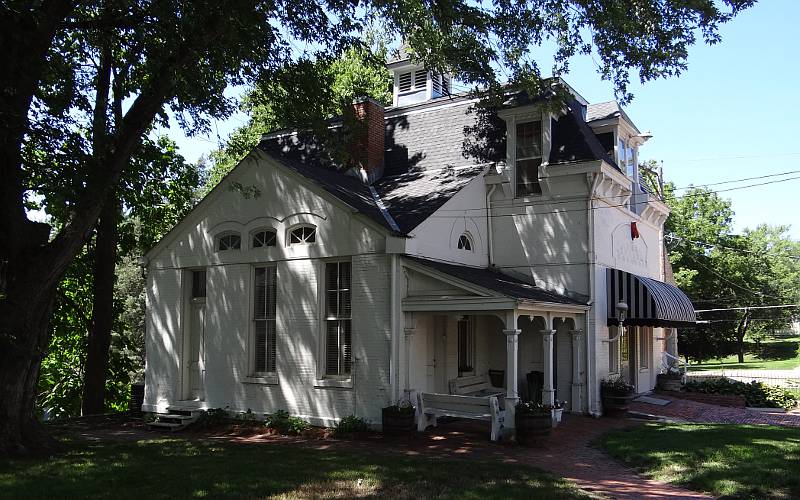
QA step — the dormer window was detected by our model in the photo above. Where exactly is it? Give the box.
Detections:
[252,229,277,248]
[516,121,543,196]
[457,233,473,252]
[618,138,636,178]
[216,232,241,251]
[289,225,316,245]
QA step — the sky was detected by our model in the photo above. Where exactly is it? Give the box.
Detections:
[164,0,800,239]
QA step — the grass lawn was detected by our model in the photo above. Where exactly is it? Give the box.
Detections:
[0,438,590,499]
[688,337,800,372]
[597,423,800,499]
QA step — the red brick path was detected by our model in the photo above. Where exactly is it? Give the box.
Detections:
[630,393,800,427]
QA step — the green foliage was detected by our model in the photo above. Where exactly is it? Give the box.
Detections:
[194,408,230,429]
[382,400,415,416]
[683,378,799,409]
[264,410,310,435]
[515,401,552,416]
[663,185,800,362]
[333,415,369,437]
[600,377,635,396]
[203,45,392,194]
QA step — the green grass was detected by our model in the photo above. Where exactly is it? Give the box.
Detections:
[597,423,800,499]
[688,337,800,371]
[0,438,590,499]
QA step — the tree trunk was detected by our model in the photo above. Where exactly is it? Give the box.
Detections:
[735,311,751,364]
[81,198,119,415]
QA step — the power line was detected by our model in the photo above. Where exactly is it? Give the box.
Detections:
[665,234,800,261]
[695,304,800,313]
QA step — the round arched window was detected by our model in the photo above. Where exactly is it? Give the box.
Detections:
[457,233,473,252]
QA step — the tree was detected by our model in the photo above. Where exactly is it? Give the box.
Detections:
[0,0,753,454]
[664,186,800,363]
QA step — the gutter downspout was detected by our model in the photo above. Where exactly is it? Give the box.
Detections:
[486,185,497,266]
[586,172,601,417]
[390,253,400,403]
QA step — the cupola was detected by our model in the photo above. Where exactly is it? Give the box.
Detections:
[387,46,452,107]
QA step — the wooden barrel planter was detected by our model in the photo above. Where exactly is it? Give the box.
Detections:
[656,373,682,392]
[515,412,552,445]
[601,392,634,417]
[381,407,415,434]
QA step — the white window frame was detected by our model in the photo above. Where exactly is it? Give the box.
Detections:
[456,233,474,252]
[287,224,317,246]
[497,105,552,199]
[215,231,241,252]
[251,228,277,249]
[251,265,278,378]
[322,260,352,379]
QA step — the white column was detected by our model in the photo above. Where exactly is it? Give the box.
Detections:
[403,327,416,401]
[503,328,521,430]
[570,329,584,412]
[542,329,556,406]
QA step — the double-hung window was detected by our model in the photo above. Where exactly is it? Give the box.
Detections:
[325,261,351,376]
[515,121,543,196]
[457,318,474,374]
[253,266,277,374]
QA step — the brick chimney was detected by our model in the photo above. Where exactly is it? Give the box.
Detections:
[351,97,385,183]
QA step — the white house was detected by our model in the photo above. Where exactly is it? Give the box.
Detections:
[142,53,696,431]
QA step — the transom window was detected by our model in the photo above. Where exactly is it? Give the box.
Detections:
[457,318,475,374]
[252,229,276,248]
[217,232,241,251]
[515,120,543,196]
[457,233,473,252]
[289,225,316,245]
[325,261,352,376]
[253,266,277,374]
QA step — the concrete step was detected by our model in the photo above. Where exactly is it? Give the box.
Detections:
[147,420,188,431]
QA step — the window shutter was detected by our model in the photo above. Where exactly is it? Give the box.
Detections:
[342,320,352,374]
[255,321,267,373]
[398,72,412,92]
[326,321,340,375]
[414,69,427,89]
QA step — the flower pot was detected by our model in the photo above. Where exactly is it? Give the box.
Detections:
[515,412,551,445]
[381,407,415,434]
[551,408,564,427]
[656,373,682,392]
[601,392,634,417]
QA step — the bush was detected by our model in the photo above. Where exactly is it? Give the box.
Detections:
[515,401,551,415]
[382,400,415,416]
[264,410,309,435]
[684,378,799,409]
[194,407,229,428]
[334,415,368,437]
[601,377,634,396]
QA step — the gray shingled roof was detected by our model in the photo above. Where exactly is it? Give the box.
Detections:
[586,101,621,122]
[405,256,587,305]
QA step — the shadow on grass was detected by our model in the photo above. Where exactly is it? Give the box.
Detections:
[597,423,800,499]
[0,438,589,499]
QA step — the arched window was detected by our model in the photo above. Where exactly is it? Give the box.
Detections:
[216,232,241,251]
[251,229,277,248]
[289,225,316,245]
[457,233,473,252]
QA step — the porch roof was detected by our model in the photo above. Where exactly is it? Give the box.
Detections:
[404,256,587,307]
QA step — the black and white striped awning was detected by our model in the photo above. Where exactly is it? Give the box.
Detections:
[606,268,696,327]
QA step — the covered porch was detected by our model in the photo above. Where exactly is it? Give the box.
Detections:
[399,257,590,434]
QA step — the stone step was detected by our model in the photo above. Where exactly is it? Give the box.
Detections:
[147,420,188,431]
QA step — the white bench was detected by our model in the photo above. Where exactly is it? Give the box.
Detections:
[417,392,505,441]
[449,374,503,397]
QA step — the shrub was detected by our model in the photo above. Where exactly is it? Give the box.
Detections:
[382,400,415,416]
[601,377,634,396]
[264,410,309,435]
[683,378,799,409]
[334,415,368,436]
[516,401,551,415]
[194,407,229,428]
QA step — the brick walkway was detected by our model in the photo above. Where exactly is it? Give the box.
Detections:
[630,393,800,427]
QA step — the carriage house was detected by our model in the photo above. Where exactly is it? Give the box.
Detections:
[142,54,696,433]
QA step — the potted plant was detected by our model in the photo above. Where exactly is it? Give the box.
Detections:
[600,378,635,417]
[381,400,416,434]
[551,400,566,427]
[515,401,552,445]
[656,366,683,392]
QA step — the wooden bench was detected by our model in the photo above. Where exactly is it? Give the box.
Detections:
[449,374,503,397]
[417,392,505,441]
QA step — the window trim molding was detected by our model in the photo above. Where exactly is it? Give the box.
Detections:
[215,231,242,252]
[250,227,278,249]
[286,223,317,246]
[250,264,278,378]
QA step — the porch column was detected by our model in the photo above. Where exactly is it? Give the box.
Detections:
[503,328,521,430]
[570,329,583,412]
[542,329,556,406]
[403,327,416,400]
